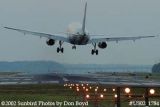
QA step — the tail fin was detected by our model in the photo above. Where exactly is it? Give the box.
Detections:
[82,2,87,34]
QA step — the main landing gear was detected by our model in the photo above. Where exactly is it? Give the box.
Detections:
[91,43,98,55]
[57,41,64,53]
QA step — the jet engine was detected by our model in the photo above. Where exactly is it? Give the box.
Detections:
[46,39,55,46]
[98,42,107,49]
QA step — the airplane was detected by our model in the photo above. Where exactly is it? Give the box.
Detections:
[4,2,157,55]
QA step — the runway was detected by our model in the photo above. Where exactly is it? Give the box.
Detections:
[0,72,160,87]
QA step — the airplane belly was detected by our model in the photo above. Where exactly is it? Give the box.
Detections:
[69,35,89,45]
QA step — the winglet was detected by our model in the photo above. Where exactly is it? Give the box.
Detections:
[82,2,87,34]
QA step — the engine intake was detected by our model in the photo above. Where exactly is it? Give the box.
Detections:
[46,39,55,46]
[98,42,107,49]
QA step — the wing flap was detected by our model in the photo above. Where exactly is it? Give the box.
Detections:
[89,35,156,43]
[4,27,69,43]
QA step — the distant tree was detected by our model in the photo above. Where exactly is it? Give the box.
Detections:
[152,63,160,73]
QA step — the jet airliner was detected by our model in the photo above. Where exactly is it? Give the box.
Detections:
[4,2,157,55]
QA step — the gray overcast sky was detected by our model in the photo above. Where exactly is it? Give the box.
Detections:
[0,0,160,65]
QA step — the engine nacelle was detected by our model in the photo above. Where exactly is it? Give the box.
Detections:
[46,39,55,46]
[98,42,107,49]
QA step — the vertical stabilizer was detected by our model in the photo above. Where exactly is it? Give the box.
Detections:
[82,2,87,34]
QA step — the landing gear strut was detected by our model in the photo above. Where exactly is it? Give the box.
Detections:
[57,41,64,53]
[91,43,98,55]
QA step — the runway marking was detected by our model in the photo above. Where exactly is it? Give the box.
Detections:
[13,79,20,81]
[41,81,59,84]
[23,79,32,81]
[0,82,18,85]
[1,79,9,81]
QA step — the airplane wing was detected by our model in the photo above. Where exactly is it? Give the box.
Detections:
[4,27,69,43]
[89,35,156,43]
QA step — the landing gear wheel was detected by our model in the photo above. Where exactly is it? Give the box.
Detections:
[91,43,99,55]
[61,48,64,53]
[96,50,98,55]
[91,49,94,55]
[57,48,60,53]
[72,45,76,50]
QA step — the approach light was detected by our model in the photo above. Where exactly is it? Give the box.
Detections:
[149,89,155,95]
[125,88,131,94]
[89,86,92,89]
[104,89,107,92]
[83,87,86,89]
[100,94,104,98]
[86,94,90,98]
[114,94,117,98]
[86,88,89,92]
[113,88,115,92]
[77,89,79,92]
[95,88,98,92]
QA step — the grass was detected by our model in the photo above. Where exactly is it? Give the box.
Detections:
[0,84,159,107]
[0,72,159,107]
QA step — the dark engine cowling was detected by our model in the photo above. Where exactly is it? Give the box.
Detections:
[98,42,107,49]
[46,39,55,46]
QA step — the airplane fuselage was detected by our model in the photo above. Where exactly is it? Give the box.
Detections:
[68,34,90,45]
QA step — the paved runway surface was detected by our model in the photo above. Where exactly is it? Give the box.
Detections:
[0,72,160,87]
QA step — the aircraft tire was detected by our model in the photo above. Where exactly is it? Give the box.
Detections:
[91,49,94,55]
[61,48,64,53]
[57,48,60,53]
[96,50,98,55]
